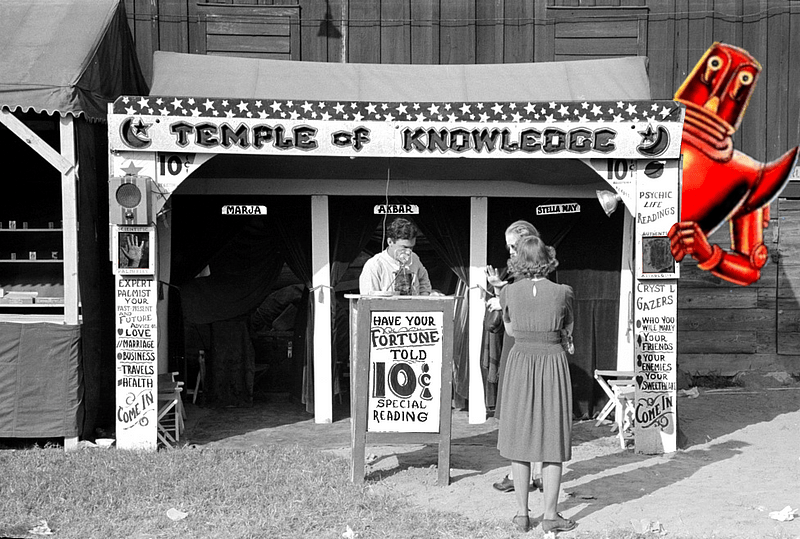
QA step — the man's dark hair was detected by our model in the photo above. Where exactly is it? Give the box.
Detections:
[387,218,418,241]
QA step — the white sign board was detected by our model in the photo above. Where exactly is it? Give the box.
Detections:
[368,311,443,433]
[633,280,678,454]
[115,276,158,450]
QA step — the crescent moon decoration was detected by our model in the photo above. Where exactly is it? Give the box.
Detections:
[120,117,152,149]
[636,125,670,157]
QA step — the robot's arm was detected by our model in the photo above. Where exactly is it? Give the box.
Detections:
[669,208,768,286]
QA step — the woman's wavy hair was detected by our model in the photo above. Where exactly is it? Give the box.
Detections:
[508,235,559,278]
[505,220,540,241]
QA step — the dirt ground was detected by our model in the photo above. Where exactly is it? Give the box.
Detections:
[183,375,800,538]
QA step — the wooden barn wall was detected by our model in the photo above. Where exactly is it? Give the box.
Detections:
[123,0,800,376]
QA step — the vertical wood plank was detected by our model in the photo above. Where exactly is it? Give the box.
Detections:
[328,0,345,62]
[134,0,157,83]
[299,0,329,62]
[159,0,189,52]
[439,0,475,64]
[411,0,440,64]
[647,0,676,100]
[476,0,503,64]
[765,2,790,162]
[790,4,800,152]
[349,0,380,62]
[533,0,555,62]
[382,0,411,63]
[740,0,769,162]
[503,0,535,63]
[672,0,690,93]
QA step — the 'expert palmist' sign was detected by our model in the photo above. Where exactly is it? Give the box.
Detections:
[368,311,443,433]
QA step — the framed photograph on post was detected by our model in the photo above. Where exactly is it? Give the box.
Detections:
[113,225,155,275]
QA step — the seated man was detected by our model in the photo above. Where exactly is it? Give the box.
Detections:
[359,218,435,296]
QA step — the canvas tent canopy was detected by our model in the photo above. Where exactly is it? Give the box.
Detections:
[149,50,651,102]
[0,0,146,121]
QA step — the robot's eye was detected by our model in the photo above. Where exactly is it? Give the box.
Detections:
[738,71,754,86]
[702,55,724,84]
[729,69,756,100]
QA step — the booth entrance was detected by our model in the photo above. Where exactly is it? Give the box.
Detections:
[164,157,626,420]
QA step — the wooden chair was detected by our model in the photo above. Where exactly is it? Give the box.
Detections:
[594,370,636,448]
[157,372,185,448]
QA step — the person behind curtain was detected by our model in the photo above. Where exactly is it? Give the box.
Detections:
[485,220,544,493]
[496,235,576,533]
[359,217,437,296]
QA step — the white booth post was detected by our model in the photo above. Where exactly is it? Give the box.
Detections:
[107,95,684,452]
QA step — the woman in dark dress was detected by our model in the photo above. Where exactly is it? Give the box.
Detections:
[496,235,576,533]
[486,220,544,494]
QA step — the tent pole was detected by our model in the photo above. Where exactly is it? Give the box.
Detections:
[311,195,333,423]
[468,197,488,424]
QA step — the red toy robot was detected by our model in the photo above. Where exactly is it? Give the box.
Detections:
[669,43,799,286]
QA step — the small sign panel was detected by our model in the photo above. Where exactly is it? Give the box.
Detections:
[115,276,158,450]
[113,225,155,275]
[368,311,443,433]
[536,202,581,216]
[221,205,267,215]
[374,204,419,215]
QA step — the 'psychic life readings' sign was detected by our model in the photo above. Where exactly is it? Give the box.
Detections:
[368,311,443,433]
[115,276,158,450]
[635,159,680,280]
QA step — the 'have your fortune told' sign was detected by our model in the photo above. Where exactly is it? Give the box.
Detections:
[367,311,444,433]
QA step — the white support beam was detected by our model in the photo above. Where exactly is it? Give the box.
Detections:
[311,195,333,423]
[617,208,635,371]
[0,109,74,175]
[468,197,488,424]
[60,116,80,325]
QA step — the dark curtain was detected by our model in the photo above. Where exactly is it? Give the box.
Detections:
[399,196,471,403]
[329,197,383,399]
[273,202,313,412]
[487,197,623,419]
[170,195,309,407]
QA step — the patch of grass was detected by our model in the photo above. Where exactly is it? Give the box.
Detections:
[0,444,768,539]
[0,444,512,539]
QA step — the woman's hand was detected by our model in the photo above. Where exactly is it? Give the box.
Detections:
[486,296,501,311]
[485,265,508,289]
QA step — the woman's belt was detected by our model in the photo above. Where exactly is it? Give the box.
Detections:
[513,330,561,344]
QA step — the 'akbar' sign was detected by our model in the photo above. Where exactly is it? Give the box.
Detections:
[368,311,443,433]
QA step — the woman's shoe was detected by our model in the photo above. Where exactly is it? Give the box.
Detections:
[541,513,577,533]
[531,476,544,492]
[493,475,515,492]
[512,514,532,532]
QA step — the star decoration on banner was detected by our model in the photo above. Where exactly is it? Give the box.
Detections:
[115,96,684,123]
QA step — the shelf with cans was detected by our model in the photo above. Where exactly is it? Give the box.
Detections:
[0,219,66,307]
[0,220,64,263]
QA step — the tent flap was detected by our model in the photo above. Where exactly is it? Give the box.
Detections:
[150,51,651,102]
[0,0,148,121]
